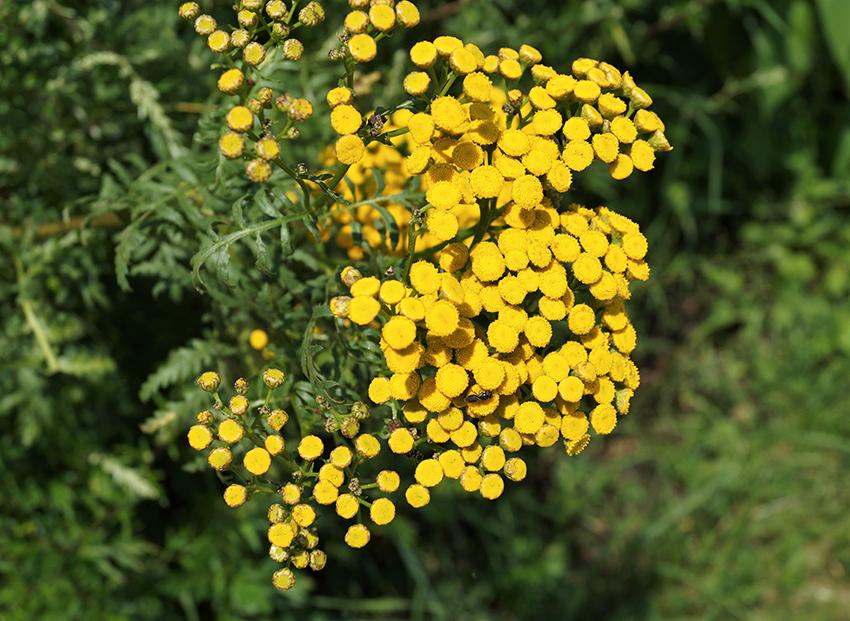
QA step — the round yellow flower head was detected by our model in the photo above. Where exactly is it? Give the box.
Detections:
[425,300,460,337]
[410,260,441,294]
[503,457,527,481]
[377,470,401,493]
[368,377,391,404]
[298,435,324,460]
[431,96,468,134]
[396,1,420,27]
[223,484,248,507]
[244,447,272,475]
[355,433,381,458]
[188,425,213,450]
[345,524,371,548]
[272,568,296,591]
[405,483,431,508]
[194,14,216,35]
[348,33,377,62]
[370,497,396,525]
[388,427,415,453]
[404,71,431,96]
[208,447,232,471]
[178,2,199,21]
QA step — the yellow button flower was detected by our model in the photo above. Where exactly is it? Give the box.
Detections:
[226,106,253,133]
[335,134,366,165]
[434,35,463,57]
[344,524,371,548]
[514,401,545,434]
[280,483,301,505]
[298,435,324,460]
[388,427,415,454]
[438,450,465,478]
[459,466,483,492]
[415,459,445,487]
[223,484,247,507]
[398,297,426,322]
[591,403,617,434]
[395,1,420,27]
[435,364,469,398]
[426,417,451,442]
[425,299,460,337]
[404,71,431,96]
[499,428,522,452]
[562,140,594,171]
[369,4,395,30]
[370,498,396,525]
[335,493,359,519]
[188,425,213,450]
[479,473,505,499]
[218,418,244,444]
[431,96,468,134]
[292,503,316,527]
[244,447,271,475]
[410,260,441,294]
[463,72,492,103]
[611,116,637,143]
[268,522,296,547]
[410,40,438,68]
[487,320,519,353]
[609,153,634,180]
[207,447,233,471]
[348,295,381,325]
[568,304,596,336]
[377,469,401,492]
[348,33,377,62]
[382,316,417,350]
[354,433,381,458]
[389,372,421,401]
[405,483,431,507]
[439,243,469,273]
[368,377,391,404]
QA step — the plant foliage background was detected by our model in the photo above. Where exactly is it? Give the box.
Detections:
[1,0,848,619]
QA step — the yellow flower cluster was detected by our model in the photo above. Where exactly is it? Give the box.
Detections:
[179,0,324,182]
[325,39,668,512]
[189,370,418,592]
[341,1,421,63]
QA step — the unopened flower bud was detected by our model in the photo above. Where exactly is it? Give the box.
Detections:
[197,410,214,424]
[268,503,286,523]
[248,98,264,115]
[268,409,289,430]
[351,401,370,420]
[330,296,351,318]
[286,127,300,139]
[340,266,362,287]
[340,417,360,438]
[299,1,325,26]
[178,2,199,21]
[234,378,250,394]
[275,94,294,113]
[281,38,304,61]
[324,417,341,433]
[647,130,673,152]
[263,368,286,389]
[309,549,327,570]
[289,98,313,121]
[198,371,221,392]
[272,22,290,38]
[258,87,274,107]
[230,394,249,415]
[629,87,653,109]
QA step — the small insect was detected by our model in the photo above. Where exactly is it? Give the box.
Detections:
[464,390,493,404]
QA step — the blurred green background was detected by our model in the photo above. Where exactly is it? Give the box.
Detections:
[1,0,848,619]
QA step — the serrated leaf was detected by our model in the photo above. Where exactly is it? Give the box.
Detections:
[138,338,221,402]
[232,194,250,229]
[254,231,270,272]
[280,222,293,256]
[256,187,283,218]
[215,246,231,285]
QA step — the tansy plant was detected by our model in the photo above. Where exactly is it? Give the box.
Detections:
[180,0,672,592]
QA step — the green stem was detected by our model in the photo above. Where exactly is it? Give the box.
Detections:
[13,253,59,374]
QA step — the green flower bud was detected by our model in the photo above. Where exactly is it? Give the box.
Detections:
[263,368,286,389]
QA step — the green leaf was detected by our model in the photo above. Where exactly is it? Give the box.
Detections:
[255,187,282,218]
[815,0,850,89]
[280,221,293,256]
[231,194,250,229]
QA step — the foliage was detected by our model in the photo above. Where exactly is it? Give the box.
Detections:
[0,0,847,620]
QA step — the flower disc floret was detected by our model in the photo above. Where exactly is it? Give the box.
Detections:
[370,498,396,525]
[511,175,543,208]
[244,447,272,475]
[415,459,444,487]
[425,300,460,337]
[348,33,377,62]
[382,316,417,350]
[431,96,468,134]
[298,435,324,460]
[345,524,371,548]
[348,295,381,325]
